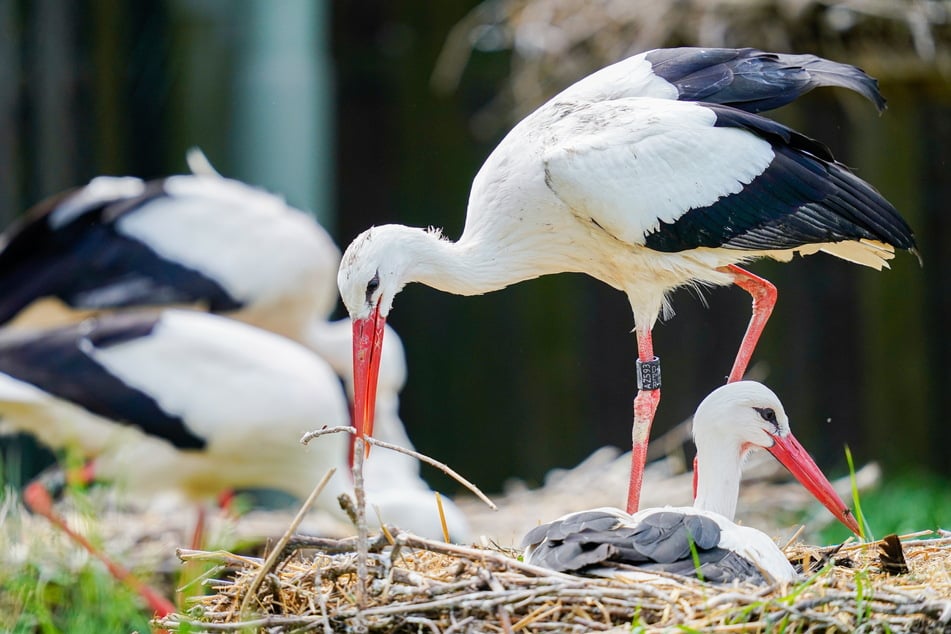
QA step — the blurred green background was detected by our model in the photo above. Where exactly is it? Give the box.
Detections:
[1,0,950,500]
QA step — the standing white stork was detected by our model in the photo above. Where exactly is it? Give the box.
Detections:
[336,47,917,515]
[522,381,860,583]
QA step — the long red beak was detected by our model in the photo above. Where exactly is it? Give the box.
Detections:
[352,304,386,448]
[768,433,862,536]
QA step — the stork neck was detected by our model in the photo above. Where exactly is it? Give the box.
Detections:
[397,225,545,297]
[692,440,744,520]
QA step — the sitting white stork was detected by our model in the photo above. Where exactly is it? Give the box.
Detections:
[0,309,469,538]
[522,381,861,584]
[1,309,471,614]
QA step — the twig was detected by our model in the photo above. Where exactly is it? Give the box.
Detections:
[300,424,497,511]
[392,530,579,580]
[365,435,497,510]
[238,468,336,617]
[313,565,333,634]
[353,436,369,615]
[159,615,325,631]
[300,426,356,445]
[284,533,390,554]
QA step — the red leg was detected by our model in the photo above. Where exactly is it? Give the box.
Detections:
[190,506,207,551]
[23,480,176,618]
[216,489,236,514]
[722,265,777,383]
[627,328,661,514]
[691,459,699,500]
[691,266,777,502]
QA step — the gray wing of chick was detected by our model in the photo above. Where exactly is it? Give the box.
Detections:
[524,510,764,583]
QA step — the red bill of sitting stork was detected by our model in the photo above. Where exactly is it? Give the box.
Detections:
[337,47,918,514]
[522,381,860,584]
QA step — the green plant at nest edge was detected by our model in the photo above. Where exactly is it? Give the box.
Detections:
[1,563,155,634]
[820,470,951,544]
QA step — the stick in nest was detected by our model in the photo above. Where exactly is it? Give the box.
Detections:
[237,468,336,617]
[297,422,497,625]
[300,425,497,511]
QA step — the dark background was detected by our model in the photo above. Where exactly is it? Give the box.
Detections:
[1,1,948,500]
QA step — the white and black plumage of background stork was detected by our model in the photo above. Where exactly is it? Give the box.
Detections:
[0,159,471,543]
[336,47,917,517]
[522,382,860,584]
[0,308,470,542]
[0,154,341,339]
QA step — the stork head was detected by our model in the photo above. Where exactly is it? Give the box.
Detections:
[693,381,793,455]
[337,225,421,444]
[693,381,862,536]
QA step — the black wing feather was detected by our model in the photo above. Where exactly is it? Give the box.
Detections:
[0,181,242,325]
[0,313,206,449]
[643,105,916,254]
[645,47,885,113]
[524,510,764,583]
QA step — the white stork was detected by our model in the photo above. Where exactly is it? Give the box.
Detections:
[0,309,471,616]
[522,381,860,584]
[0,309,470,537]
[0,161,340,339]
[0,163,467,532]
[336,47,917,514]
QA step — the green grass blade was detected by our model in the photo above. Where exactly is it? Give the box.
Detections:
[844,445,872,541]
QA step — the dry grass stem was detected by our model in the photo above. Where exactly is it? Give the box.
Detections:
[300,425,496,510]
[365,436,497,511]
[236,468,336,617]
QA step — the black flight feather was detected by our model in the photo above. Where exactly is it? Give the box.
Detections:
[645,47,886,114]
[0,180,242,325]
[0,313,206,449]
[878,534,909,576]
[643,104,916,254]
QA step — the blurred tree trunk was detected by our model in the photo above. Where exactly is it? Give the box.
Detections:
[0,0,20,227]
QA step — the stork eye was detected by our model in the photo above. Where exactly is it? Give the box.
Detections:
[365,272,380,304]
[755,407,778,426]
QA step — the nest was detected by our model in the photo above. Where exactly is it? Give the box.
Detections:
[158,528,951,633]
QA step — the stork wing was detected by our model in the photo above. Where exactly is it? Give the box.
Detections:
[643,47,886,113]
[524,508,767,583]
[543,98,914,265]
[0,178,241,325]
[0,313,207,449]
[555,48,885,114]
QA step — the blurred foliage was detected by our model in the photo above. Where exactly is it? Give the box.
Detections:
[0,485,158,633]
[821,471,951,544]
[0,563,154,634]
